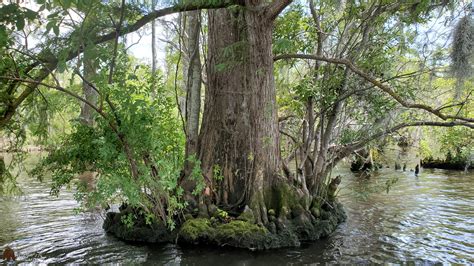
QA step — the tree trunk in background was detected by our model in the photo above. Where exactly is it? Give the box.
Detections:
[183,11,202,174]
[198,6,280,222]
[151,0,157,96]
[79,50,97,126]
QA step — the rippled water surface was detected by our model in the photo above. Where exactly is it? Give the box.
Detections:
[1,155,473,264]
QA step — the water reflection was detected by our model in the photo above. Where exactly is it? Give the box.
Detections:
[1,156,473,264]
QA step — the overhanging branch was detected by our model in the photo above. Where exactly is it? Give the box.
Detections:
[1,0,241,129]
[274,54,474,124]
[333,120,474,165]
[266,0,293,21]
[0,76,116,132]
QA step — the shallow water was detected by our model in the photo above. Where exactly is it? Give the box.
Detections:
[1,159,473,264]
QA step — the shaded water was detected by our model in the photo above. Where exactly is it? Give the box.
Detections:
[1,157,473,264]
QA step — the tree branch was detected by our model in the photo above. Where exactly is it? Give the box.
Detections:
[0,76,114,130]
[274,54,474,123]
[0,0,241,129]
[108,0,126,84]
[333,120,474,165]
[266,0,293,21]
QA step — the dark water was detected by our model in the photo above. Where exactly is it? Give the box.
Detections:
[1,160,473,264]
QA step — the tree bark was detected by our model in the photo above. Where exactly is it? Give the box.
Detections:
[79,50,98,126]
[183,11,202,174]
[198,5,280,220]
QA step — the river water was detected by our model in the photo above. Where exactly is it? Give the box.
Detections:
[1,157,473,264]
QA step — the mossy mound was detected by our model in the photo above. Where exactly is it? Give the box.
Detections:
[177,201,346,250]
[178,218,214,244]
[103,208,174,243]
[104,196,346,250]
[178,219,269,249]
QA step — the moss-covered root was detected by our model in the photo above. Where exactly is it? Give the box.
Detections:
[214,221,268,249]
[177,199,346,250]
[177,218,214,244]
[178,218,269,250]
[104,188,346,250]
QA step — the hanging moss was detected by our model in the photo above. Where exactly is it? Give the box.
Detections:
[451,15,474,80]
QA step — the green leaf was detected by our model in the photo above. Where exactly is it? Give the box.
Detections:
[16,18,25,31]
[25,10,38,20]
[63,0,71,8]
[45,21,54,34]
[0,26,8,48]
[57,60,67,73]
[215,63,227,72]
[53,25,60,36]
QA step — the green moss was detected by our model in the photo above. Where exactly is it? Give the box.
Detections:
[271,183,299,218]
[267,209,275,217]
[300,196,311,210]
[237,206,256,223]
[179,218,214,242]
[214,220,268,249]
[215,220,267,239]
[280,206,289,218]
[310,207,320,218]
[311,198,322,209]
[178,218,269,249]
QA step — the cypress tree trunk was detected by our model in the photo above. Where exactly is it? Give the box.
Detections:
[198,5,279,222]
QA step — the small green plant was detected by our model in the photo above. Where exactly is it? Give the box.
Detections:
[247,152,254,162]
[188,155,205,196]
[145,213,155,226]
[214,208,230,223]
[213,164,224,181]
[217,209,228,219]
[121,213,135,229]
